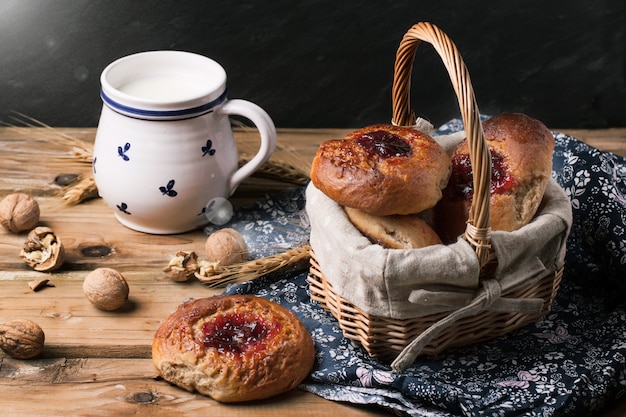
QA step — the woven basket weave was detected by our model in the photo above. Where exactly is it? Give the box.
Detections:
[307,22,564,369]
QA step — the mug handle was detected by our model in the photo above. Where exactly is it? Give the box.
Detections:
[217,99,277,194]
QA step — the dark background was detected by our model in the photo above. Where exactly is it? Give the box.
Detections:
[0,0,624,129]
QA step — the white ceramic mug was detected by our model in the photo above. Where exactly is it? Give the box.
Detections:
[93,51,276,234]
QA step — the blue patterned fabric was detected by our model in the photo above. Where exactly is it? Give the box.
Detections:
[211,120,626,416]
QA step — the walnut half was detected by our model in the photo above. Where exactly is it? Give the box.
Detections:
[163,251,198,282]
[20,227,65,272]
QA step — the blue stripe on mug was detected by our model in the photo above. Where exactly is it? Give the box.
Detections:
[101,89,228,119]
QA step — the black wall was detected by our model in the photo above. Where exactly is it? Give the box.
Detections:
[1,0,624,129]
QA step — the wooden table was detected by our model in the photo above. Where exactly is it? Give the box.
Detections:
[1,126,626,416]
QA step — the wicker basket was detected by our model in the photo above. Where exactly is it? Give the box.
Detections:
[309,253,563,360]
[307,22,566,371]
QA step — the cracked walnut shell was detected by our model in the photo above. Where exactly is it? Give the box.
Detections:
[0,193,40,233]
[20,227,65,271]
[163,251,198,282]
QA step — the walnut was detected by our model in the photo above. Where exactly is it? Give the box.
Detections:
[0,319,45,359]
[20,227,65,271]
[0,193,40,233]
[83,268,129,311]
[205,228,248,266]
[163,251,198,282]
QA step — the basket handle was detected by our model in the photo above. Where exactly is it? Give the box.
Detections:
[391,22,492,266]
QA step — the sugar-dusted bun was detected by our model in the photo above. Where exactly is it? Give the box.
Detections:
[344,206,442,249]
[152,295,315,403]
[310,124,451,216]
[435,113,555,243]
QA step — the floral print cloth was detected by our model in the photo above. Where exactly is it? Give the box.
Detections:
[209,118,626,416]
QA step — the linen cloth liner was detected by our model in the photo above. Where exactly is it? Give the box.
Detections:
[307,179,571,318]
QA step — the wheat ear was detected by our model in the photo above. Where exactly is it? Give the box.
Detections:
[195,244,311,288]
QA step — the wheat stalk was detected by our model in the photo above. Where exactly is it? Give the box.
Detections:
[195,244,311,288]
[60,175,99,205]
[4,113,94,160]
[239,152,309,186]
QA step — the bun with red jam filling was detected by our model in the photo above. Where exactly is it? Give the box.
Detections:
[434,113,555,243]
[152,295,315,403]
[310,124,452,216]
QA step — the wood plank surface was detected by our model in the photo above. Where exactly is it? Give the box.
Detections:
[1,126,626,416]
[0,357,387,417]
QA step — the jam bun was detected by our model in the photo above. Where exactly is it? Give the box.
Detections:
[310,124,451,216]
[435,113,555,243]
[152,295,315,403]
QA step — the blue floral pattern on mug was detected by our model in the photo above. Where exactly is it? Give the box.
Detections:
[117,142,131,161]
[116,202,131,215]
[201,138,216,157]
[159,180,178,197]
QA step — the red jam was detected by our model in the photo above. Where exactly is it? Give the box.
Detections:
[201,312,281,355]
[355,130,412,158]
[447,149,517,198]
